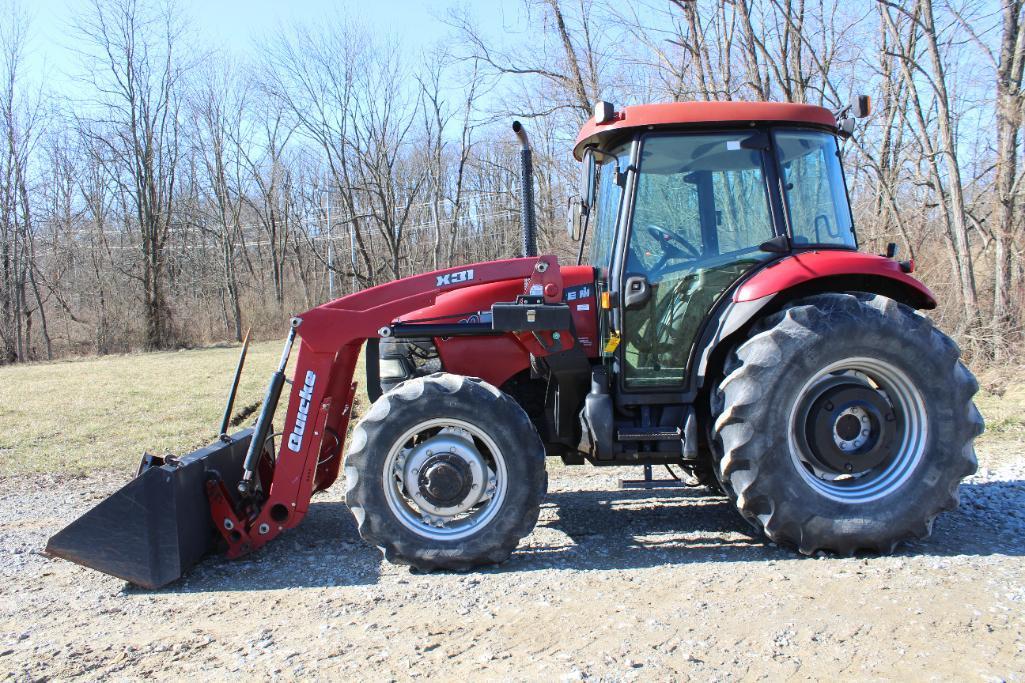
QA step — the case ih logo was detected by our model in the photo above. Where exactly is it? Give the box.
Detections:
[564,284,593,301]
[436,269,474,287]
[287,370,317,452]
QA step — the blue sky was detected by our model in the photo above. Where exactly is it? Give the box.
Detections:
[17,0,509,94]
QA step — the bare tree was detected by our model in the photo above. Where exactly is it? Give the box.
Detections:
[0,1,48,362]
[191,60,248,340]
[74,0,190,349]
[877,1,980,338]
[450,0,607,121]
[241,100,295,308]
[0,0,1019,364]
[955,0,1025,352]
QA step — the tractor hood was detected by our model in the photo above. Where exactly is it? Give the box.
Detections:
[396,264,597,327]
[390,263,600,390]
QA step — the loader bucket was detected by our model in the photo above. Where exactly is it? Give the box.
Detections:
[45,428,254,589]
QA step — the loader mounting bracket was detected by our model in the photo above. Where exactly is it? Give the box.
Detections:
[206,478,256,559]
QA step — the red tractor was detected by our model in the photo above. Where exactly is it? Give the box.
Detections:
[49,99,983,588]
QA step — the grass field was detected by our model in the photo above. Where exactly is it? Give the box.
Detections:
[0,340,368,476]
[974,366,1025,441]
[0,343,1020,476]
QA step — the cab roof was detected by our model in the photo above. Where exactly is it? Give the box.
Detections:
[573,101,837,160]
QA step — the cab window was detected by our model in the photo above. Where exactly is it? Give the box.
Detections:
[775,130,856,248]
[587,144,629,269]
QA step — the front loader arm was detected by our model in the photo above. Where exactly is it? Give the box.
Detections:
[211,255,566,558]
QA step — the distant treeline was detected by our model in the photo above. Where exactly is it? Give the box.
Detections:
[1,0,1022,363]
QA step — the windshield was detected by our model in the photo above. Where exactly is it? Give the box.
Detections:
[628,133,775,273]
[586,143,629,269]
[774,130,856,248]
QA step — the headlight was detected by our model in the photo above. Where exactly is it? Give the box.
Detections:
[379,358,408,380]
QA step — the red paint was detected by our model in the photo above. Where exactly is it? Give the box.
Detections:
[574,101,837,159]
[396,279,524,324]
[734,251,936,308]
[298,256,562,352]
[561,265,599,356]
[438,335,530,388]
[205,478,251,559]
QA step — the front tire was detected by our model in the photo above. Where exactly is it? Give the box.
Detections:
[712,293,983,555]
[345,373,547,570]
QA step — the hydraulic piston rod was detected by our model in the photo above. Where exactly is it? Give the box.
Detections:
[238,320,299,495]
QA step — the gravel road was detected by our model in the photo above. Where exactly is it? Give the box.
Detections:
[2,440,1023,681]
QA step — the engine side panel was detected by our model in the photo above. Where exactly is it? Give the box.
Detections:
[560,265,600,356]
[436,335,530,388]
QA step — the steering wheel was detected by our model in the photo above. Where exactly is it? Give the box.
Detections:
[647,225,701,260]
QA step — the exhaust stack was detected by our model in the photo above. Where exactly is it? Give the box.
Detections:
[512,121,537,258]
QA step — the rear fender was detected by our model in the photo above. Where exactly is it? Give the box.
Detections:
[733,250,935,308]
[694,251,936,390]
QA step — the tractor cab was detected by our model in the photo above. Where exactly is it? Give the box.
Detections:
[570,101,860,396]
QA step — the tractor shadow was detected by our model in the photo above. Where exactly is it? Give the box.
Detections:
[154,479,1024,592]
[149,498,380,594]
[502,479,1025,572]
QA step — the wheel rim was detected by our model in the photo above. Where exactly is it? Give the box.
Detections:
[383,418,508,540]
[787,357,928,503]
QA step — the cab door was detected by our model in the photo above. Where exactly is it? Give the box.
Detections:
[618,132,779,390]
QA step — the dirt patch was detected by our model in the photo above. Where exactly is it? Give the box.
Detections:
[2,439,1024,680]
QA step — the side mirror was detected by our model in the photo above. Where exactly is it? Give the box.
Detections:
[852,94,871,118]
[567,195,585,241]
[580,148,597,208]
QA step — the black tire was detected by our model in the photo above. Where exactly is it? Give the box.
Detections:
[344,372,547,571]
[711,293,983,555]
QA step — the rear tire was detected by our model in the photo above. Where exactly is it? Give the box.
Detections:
[711,293,983,555]
[345,373,547,571]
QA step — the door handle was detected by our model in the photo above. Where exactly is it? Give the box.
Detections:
[623,274,651,311]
